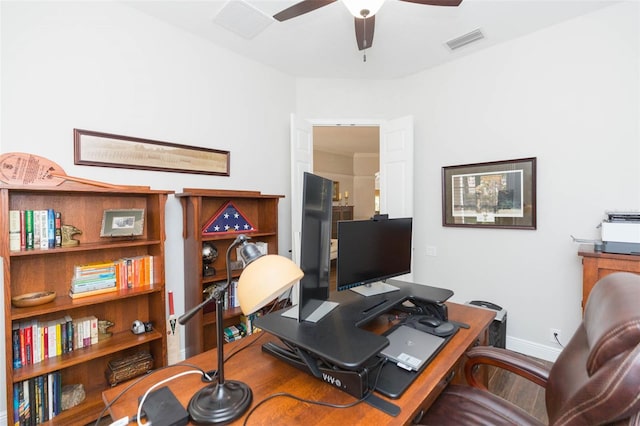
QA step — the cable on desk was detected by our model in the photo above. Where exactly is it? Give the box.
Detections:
[94,362,211,426]
[225,330,266,363]
[242,357,388,426]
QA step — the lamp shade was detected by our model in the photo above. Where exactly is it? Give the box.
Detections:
[342,0,385,18]
[238,254,303,314]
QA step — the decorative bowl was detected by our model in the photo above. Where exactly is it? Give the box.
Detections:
[11,291,57,307]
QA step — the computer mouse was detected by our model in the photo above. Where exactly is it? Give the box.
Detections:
[433,322,456,337]
[419,316,441,328]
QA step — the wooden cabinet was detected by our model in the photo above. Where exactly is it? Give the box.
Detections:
[176,189,282,358]
[331,206,354,239]
[578,245,640,310]
[1,182,171,425]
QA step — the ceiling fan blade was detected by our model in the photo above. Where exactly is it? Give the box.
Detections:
[399,0,463,6]
[273,0,337,22]
[354,16,375,51]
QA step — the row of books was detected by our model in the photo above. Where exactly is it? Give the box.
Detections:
[12,316,98,369]
[70,261,117,298]
[223,313,262,343]
[9,209,62,251]
[68,256,155,299]
[13,371,63,426]
[223,280,240,310]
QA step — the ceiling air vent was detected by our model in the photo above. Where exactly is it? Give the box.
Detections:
[213,0,273,40]
[446,28,485,51]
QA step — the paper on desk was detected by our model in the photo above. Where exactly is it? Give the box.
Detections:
[570,235,602,244]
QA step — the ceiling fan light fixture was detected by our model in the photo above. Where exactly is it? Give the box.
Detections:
[342,0,385,18]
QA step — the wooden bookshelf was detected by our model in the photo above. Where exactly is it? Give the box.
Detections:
[176,188,283,358]
[1,182,171,425]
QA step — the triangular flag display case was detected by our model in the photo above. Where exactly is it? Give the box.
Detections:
[176,189,283,358]
[202,201,257,236]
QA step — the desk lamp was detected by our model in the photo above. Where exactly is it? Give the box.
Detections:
[179,234,303,424]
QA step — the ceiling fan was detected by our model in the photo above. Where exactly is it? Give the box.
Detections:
[273,0,463,52]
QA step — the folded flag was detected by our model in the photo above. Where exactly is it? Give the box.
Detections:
[202,201,256,236]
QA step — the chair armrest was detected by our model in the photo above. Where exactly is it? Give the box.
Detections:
[464,346,550,391]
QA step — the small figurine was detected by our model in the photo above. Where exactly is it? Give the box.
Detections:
[61,224,82,247]
[98,320,114,340]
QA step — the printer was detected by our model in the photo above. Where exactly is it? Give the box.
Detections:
[601,212,640,255]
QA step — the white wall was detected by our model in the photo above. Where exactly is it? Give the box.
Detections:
[298,2,639,361]
[1,1,296,417]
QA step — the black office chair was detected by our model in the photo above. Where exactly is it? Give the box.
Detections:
[419,272,640,425]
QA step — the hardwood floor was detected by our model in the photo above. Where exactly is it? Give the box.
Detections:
[487,358,552,423]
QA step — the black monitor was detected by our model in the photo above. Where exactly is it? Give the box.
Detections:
[295,172,338,322]
[337,217,413,296]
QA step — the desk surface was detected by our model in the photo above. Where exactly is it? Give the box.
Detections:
[103,302,494,425]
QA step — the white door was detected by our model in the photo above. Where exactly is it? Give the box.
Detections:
[289,114,313,266]
[379,116,414,218]
[379,115,414,281]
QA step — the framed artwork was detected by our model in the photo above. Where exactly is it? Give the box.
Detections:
[100,209,145,237]
[332,181,340,201]
[74,128,230,176]
[442,157,537,229]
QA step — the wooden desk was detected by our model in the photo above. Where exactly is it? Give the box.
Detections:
[579,245,640,310]
[103,302,494,425]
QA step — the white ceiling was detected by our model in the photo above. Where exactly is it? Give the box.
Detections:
[122,0,616,155]
[124,0,617,80]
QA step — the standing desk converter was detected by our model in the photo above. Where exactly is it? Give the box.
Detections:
[102,300,494,425]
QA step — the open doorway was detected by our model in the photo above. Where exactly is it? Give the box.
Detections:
[312,125,380,221]
[290,114,414,285]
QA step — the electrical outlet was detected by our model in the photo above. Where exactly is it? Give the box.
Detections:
[550,328,562,344]
[426,246,437,256]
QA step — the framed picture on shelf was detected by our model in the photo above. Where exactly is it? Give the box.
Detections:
[100,209,145,237]
[442,157,536,229]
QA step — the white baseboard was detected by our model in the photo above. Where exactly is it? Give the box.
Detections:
[506,335,562,362]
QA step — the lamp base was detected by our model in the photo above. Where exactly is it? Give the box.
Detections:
[188,380,252,424]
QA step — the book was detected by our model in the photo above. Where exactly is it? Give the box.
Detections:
[9,210,21,251]
[39,209,49,249]
[24,323,33,365]
[35,375,43,424]
[33,210,41,249]
[72,319,82,349]
[89,316,98,345]
[48,373,54,419]
[54,211,61,248]
[47,321,56,360]
[64,315,74,353]
[71,277,117,293]
[68,286,118,299]
[55,321,62,356]
[12,323,21,369]
[73,261,116,278]
[13,382,20,426]
[20,210,26,250]
[43,326,48,359]
[24,379,32,425]
[25,210,34,249]
[47,209,55,248]
[31,320,40,364]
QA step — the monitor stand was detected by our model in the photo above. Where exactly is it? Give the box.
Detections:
[350,281,400,297]
[281,300,339,323]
